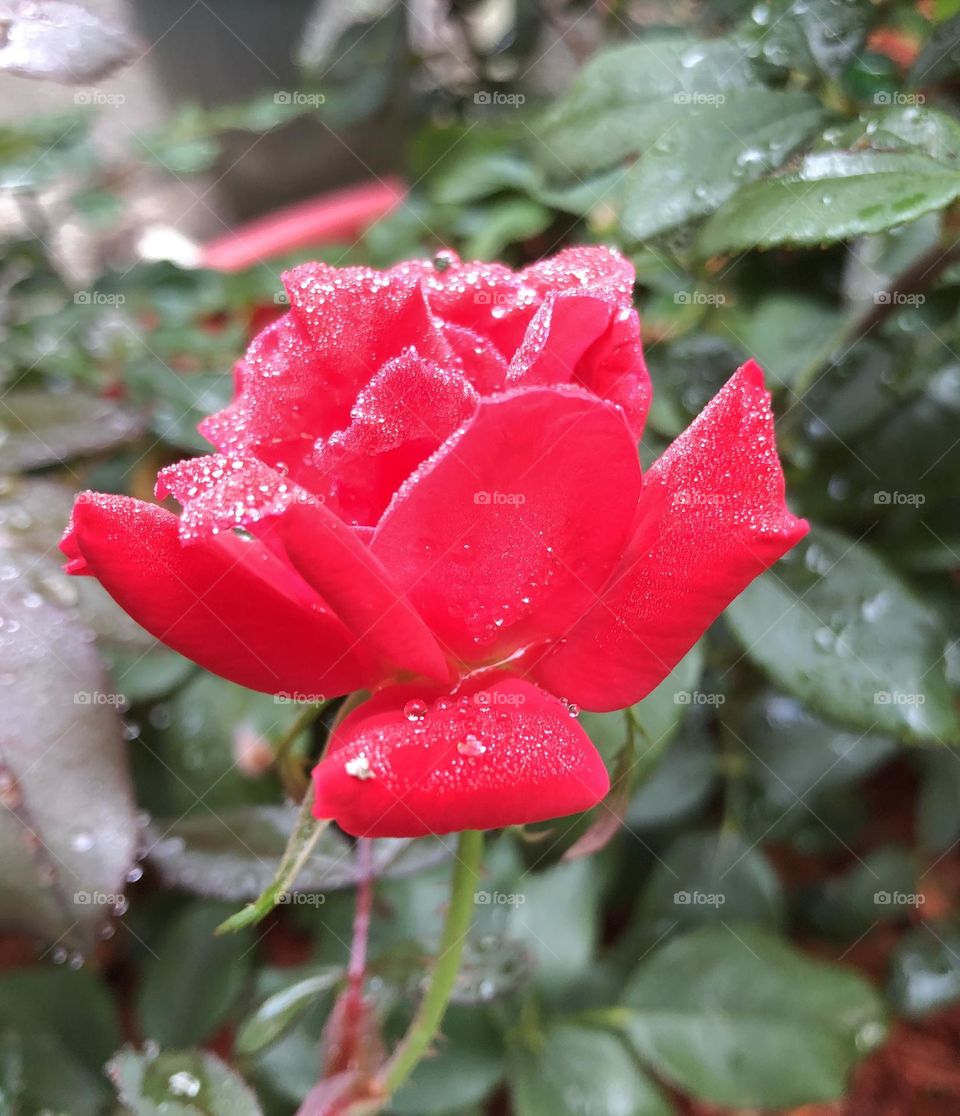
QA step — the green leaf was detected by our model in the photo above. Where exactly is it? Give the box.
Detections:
[803,846,921,940]
[888,922,960,1017]
[0,968,120,1116]
[460,198,552,261]
[136,902,255,1047]
[725,526,960,743]
[909,13,960,88]
[510,1024,674,1116]
[917,748,960,854]
[715,293,846,390]
[0,592,137,951]
[619,89,824,240]
[390,1006,505,1116]
[537,35,755,178]
[739,691,898,810]
[627,717,716,829]
[630,829,784,942]
[744,0,871,80]
[623,925,887,1107]
[698,150,960,254]
[506,858,600,994]
[235,968,342,1056]
[109,1046,263,1116]
[0,390,142,469]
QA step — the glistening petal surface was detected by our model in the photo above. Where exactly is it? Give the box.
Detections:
[312,674,609,837]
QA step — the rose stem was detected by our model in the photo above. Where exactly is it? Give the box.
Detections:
[380,829,484,1094]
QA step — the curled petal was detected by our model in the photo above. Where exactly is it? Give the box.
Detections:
[312,674,609,837]
[531,361,808,711]
[62,495,367,697]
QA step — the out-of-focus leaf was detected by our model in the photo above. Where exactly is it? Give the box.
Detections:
[726,526,960,743]
[108,1046,263,1116]
[0,593,137,951]
[452,934,533,1005]
[909,13,960,88]
[390,1006,505,1116]
[802,846,921,940]
[537,35,755,178]
[630,829,784,942]
[510,1024,674,1116]
[0,0,136,83]
[623,925,887,1107]
[136,902,254,1047]
[627,715,716,829]
[699,150,960,254]
[460,198,552,261]
[619,89,824,240]
[888,922,960,1017]
[0,968,120,1116]
[916,748,960,854]
[738,691,898,809]
[743,0,872,79]
[235,967,343,1056]
[145,806,451,900]
[715,294,845,390]
[0,390,142,470]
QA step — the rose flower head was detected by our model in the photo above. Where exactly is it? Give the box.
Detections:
[62,247,807,837]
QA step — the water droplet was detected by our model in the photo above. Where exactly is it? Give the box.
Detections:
[403,699,427,722]
[457,734,486,757]
[168,1071,201,1098]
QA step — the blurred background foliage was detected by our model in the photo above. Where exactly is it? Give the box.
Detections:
[2,0,960,1113]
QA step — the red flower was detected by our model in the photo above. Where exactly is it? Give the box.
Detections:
[62,247,807,838]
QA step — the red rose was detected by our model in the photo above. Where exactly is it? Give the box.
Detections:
[62,246,807,837]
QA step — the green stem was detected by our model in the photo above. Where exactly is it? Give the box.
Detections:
[215,786,330,935]
[381,830,484,1094]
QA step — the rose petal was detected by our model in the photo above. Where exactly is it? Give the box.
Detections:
[531,361,809,710]
[62,494,367,697]
[312,674,609,837]
[370,386,642,663]
[156,455,451,683]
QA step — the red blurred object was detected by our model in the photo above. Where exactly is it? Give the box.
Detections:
[200,178,406,272]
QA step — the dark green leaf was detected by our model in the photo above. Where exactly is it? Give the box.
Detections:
[109,1046,263,1116]
[136,902,255,1047]
[725,526,960,743]
[235,968,342,1056]
[623,925,887,1107]
[699,150,960,254]
[888,922,960,1017]
[0,390,142,469]
[510,1024,673,1116]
